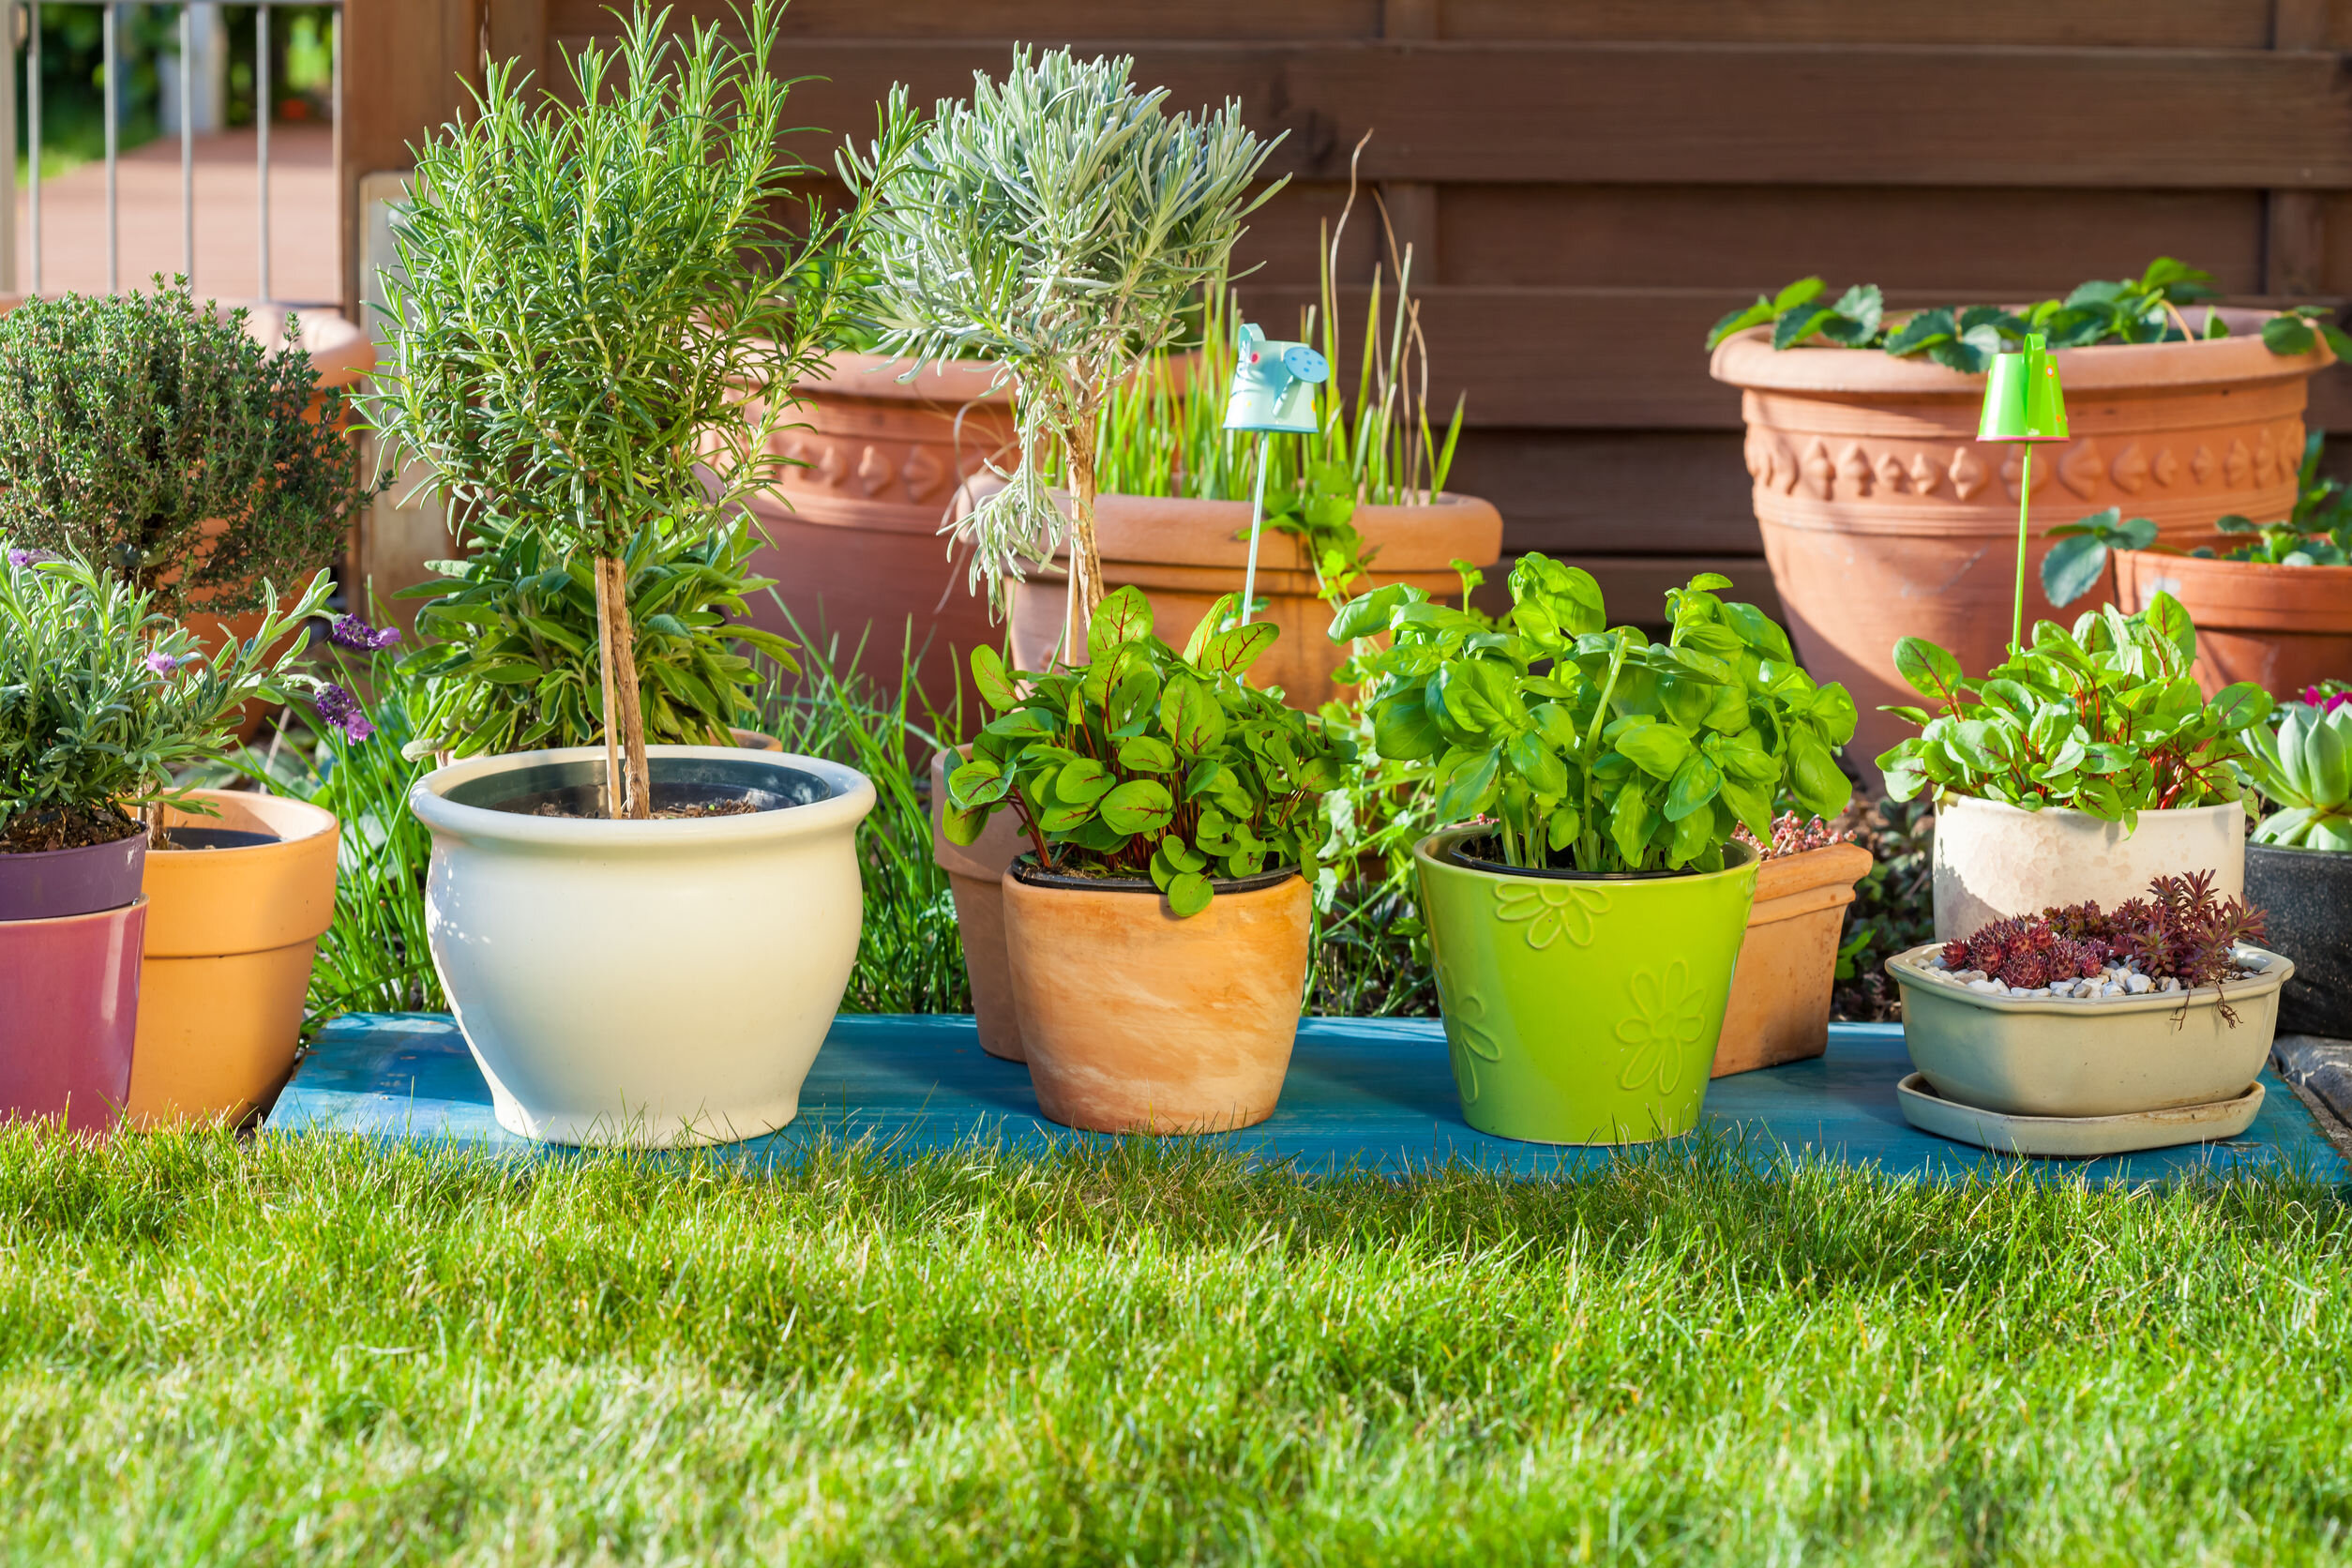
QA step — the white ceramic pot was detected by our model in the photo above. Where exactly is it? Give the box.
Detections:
[1885,942,2289,1119]
[410,746,874,1146]
[1931,794,2246,942]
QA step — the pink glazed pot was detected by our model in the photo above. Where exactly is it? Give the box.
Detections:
[0,898,146,1133]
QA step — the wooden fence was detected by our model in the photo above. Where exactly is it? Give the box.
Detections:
[342,0,2352,620]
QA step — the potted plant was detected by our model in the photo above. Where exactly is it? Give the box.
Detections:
[1334,556,1858,1143]
[843,48,1279,670]
[370,4,889,1146]
[1007,172,1502,712]
[1713,812,1874,1077]
[941,586,1351,1132]
[2240,685,2352,1038]
[2037,432,2352,701]
[0,548,334,1133]
[1885,871,2288,1154]
[0,279,379,659]
[1706,262,2339,770]
[1878,592,2270,941]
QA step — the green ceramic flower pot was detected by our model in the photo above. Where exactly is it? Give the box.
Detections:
[1414,826,1759,1145]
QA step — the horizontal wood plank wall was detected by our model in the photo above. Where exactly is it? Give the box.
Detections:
[347,0,2352,620]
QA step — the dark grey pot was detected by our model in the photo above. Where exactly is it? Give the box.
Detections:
[2247,842,2352,1040]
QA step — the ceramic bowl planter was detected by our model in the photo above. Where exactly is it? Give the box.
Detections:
[1886,942,2289,1119]
[737,352,1016,716]
[927,746,1028,1062]
[128,791,338,1126]
[1006,491,1505,711]
[999,859,1311,1134]
[1931,794,2244,942]
[2114,552,2352,700]
[0,830,147,1133]
[410,746,874,1146]
[1712,841,1873,1077]
[1710,313,2332,771]
[2245,843,2352,1038]
[1414,826,1758,1144]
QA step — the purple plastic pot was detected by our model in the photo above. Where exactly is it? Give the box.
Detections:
[0,899,144,1133]
[0,829,148,920]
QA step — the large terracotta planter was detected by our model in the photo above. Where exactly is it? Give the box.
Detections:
[1007,491,1505,711]
[1415,827,1758,1144]
[0,829,148,1134]
[128,791,339,1127]
[1931,794,2245,942]
[738,352,1017,716]
[1711,840,1874,1077]
[1000,861,1311,1134]
[1711,312,2333,773]
[2114,551,2352,699]
[927,746,1028,1063]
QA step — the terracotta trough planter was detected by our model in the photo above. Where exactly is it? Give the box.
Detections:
[1007,490,1505,712]
[2114,551,2352,699]
[1711,840,1874,1077]
[1711,311,2333,772]
[128,791,339,1127]
[1001,860,1311,1134]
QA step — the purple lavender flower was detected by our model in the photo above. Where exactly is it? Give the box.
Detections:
[314,682,376,743]
[144,651,187,678]
[328,613,402,653]
[6,547,57,569]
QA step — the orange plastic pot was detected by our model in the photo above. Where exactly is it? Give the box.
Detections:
[1006,491,1504,711]
[128,790,339,1126]
[2113,550,2352,698]
[1711,311,2333,775]
[1711,841,1874,1078]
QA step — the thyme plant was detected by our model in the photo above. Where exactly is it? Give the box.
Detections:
[841,50,1279,649]
[371,1,882,818]
[0,279,376,613]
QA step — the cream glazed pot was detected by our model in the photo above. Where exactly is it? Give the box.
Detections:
[410,746,874,1146]
[1931,794,2245,942]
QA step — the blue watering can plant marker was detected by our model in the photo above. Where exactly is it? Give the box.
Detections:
[1223,322,1330,626]
[1977,331,2070,656]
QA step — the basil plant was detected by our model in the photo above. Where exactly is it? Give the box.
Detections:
[1332,556,1857,874]
[1876,592,2271,826]
[942,586,1354,916]
[2242,694,2352,852]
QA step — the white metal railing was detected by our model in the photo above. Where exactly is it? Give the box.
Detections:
[3,1,343,300]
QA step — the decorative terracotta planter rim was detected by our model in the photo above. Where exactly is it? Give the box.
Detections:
[790,349,1208,408]
[1711,307,2331,398]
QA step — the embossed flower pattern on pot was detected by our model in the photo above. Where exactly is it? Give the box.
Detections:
[1433,967,1502,1106]
[1614,959,1706,1095]
[1491,881,1612,950]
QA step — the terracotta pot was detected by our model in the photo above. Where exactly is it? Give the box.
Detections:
[0,897,144,1134]
[1000,862,1311,1133]
[729,728,783,752]
[2113,550,2352,698]
[737,352,1017,717]
[128,791,339,1127]
[1711,311,2334,775]
[1007,490,1504,710]
[927,747,1028,1062]
[1931,794,2245,942]
[1711,840,1874,1077]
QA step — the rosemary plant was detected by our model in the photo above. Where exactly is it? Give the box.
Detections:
[371,1,888,819]
[841,49,1279,646]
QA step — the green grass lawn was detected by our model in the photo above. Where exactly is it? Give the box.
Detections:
[2,1127,2349,1564]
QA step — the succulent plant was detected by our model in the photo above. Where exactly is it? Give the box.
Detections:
[2241,695,2352,852]
[1941,870,2268,1005]
[1733,810,1852,861]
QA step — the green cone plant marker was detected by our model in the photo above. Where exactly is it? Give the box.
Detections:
[1414,827,1759,1145]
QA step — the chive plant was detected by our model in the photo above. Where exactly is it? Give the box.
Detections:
[371,2,893,818]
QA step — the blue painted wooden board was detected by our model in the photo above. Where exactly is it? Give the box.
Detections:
[268,1014,2348,1184]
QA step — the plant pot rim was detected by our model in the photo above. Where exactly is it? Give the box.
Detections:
[152,790,336,856]
[792,349,1013,406]
[0,822,147,861]
[1932,792,2245,825]
[1006,852,1299,897]
[1885,941,2292,1017]
[1710,307,2332,397]
[411,745,875,848]
[2247,839,2352,860]
[1413,823,1760,882]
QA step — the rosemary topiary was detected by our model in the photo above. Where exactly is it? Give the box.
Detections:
[0,277,376,615]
